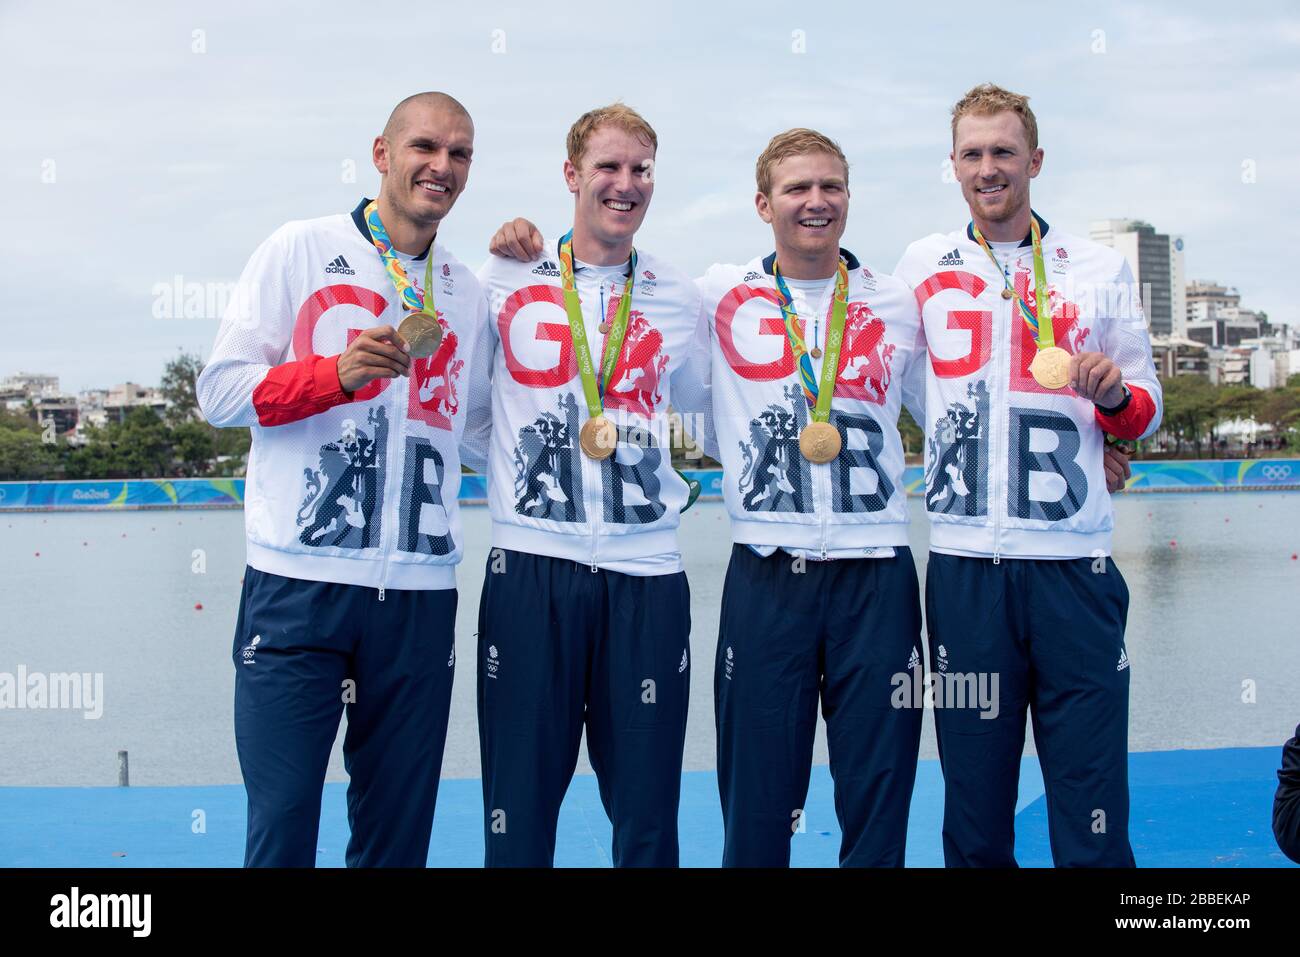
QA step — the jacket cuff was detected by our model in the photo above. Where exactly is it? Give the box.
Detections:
[1094,384,1155,440]
[315,353,352,402]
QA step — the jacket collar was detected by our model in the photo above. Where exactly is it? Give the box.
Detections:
[964,209,1049,248]
[761,247,860,276]
[555,235,636,275]
[351,197,434,261]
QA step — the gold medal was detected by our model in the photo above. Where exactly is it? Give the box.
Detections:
[799,421,841,464]
[398,311,443,358]
[579,415,618,460]
[1001,287,1014,300]
[1029,345,1071,390]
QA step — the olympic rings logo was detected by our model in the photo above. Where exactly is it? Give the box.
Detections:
[1261,464,1292,481]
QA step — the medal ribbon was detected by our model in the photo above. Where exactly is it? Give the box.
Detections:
[363,200,436,320]
[772,258,849,424]
[557,229,637,418]
[972,214,1053,351]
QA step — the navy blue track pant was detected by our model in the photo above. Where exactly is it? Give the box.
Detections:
[232,566,457,867]
[924,553,1135,868]
[715,544,924,867]
[477,549,691,867]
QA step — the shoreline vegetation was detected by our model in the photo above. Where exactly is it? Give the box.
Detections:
[3,354,1298,482]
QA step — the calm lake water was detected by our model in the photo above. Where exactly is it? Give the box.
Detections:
[2,494,1298,786]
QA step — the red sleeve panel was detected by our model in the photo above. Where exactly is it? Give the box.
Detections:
[1094,384,1155,440]
[252,354,354,427]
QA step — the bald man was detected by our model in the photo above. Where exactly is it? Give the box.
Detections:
[198,91,491,867]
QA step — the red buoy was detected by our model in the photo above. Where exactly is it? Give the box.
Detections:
[195,602,203,610]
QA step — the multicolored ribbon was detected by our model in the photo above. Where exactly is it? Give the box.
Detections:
[772,258,850,420]
[971,213,1053,351]
[363,199,435,319]
[557,229,637,412]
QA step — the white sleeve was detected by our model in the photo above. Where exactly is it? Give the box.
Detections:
[196,229,296,428]
[669,285,712,415]
[458,282,497,474]
[1100,258,1163,439]
[900,300,928,429]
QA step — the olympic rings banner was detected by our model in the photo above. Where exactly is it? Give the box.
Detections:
[0,460,1297,511]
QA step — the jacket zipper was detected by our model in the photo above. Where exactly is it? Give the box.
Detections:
[378,252,425,598]
[818,462,830,561]
[815,282,831,560]
[589,281,607,573]
[377,371,403,600]
[990,252,1011,565]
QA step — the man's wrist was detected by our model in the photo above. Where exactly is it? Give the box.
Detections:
[1095,384,1131,416]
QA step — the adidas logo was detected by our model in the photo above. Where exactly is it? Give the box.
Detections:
[937,249,964,266]
[1117,648,1129,672]
[743,271,762,282]
[678,649,688,673]
[531,260,560,277]
[907,647,920,671]
[325,255,356,276]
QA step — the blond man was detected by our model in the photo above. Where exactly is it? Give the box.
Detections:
[691,130,929,866]
[465,104,709,867]
[893,84,1161,866]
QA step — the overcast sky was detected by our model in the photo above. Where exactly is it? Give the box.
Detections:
[3,0,1296,393]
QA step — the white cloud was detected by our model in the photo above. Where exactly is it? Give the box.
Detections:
[0,0,1293,388]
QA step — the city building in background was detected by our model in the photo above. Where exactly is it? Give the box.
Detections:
[0,374,168,442]
[1090,219,1185,338]
[1,372,79,436]
[1185,280,1270,347]
[1090,219,1294,388]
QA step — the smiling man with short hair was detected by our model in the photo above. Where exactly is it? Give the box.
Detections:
[893,82,1162,867]
[694,129,929,867]
[198,91,488,867]
[465,103,709,867]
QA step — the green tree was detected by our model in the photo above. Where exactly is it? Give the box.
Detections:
[1259,387,1300,449]
[66,407,173,478]
[159,351,205,426]
[0,407,60,479]
[1214,384,1263,425]
[166,349,251,474]
[1159,375,1218,457]
[212,426,251,475]
[171,420,216,477]
[0,429,58,479]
